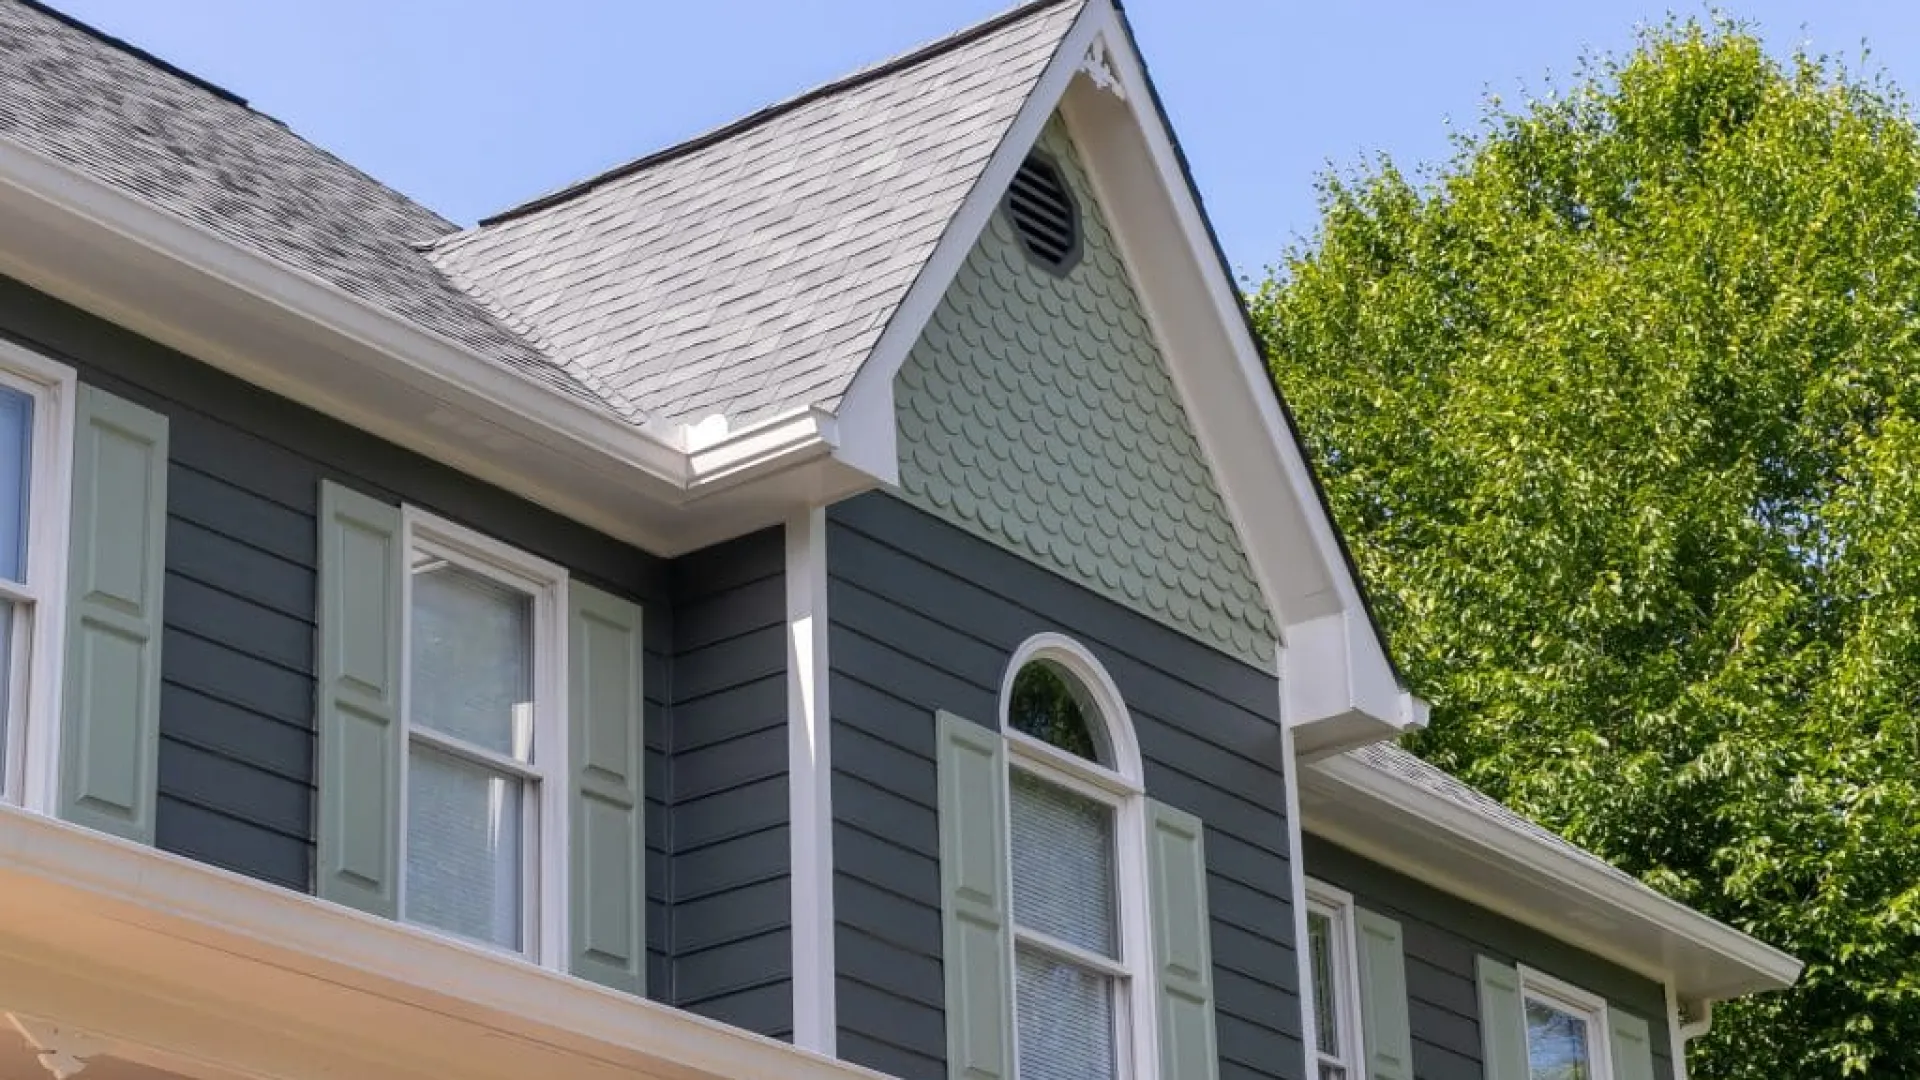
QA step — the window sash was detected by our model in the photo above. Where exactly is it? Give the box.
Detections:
[397,510,563,963]
[1306,884,1364,1080]
[1006,760,1147,1080]
[1013,940,1125,1080]
[1517,966,1614,1080]
[0,350,73,811]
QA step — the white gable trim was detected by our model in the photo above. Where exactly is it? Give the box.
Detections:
[834,0,1107,481]
[834,0,1420,742]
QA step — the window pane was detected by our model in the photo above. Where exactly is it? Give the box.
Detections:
[1008,659,1105,763]
[405,742,524,950]
[1308,909,1342,1056]
[1318,1063,1349,1080]
[410,558,533,760]
[1526,997,1594,1080]
[1010,769,1116,956]
[0,385,33,583]
[1015,946,1116,1080]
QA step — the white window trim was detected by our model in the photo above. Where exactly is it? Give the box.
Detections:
[999,632,1155,1080]
[0,340,76,815]
[397,506,568,969]
[1517,965,1615,1080]
[1305,878,1366,1080]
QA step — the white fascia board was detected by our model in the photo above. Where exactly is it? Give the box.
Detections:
[1306,753,1803,999]
[831,0,1110,483]
[0,137,687,483]
[0,805,894,1080]
[0,136,844,527]
[1284,611,1428,755]
[1062,6,1416,735]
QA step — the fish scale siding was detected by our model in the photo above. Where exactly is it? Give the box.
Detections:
[826,492,1303,1080]
[893,115,1277,670]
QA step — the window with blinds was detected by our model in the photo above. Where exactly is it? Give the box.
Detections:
[1002,643,1147,1080]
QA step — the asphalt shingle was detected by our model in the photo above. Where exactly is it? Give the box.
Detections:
[0,0,636,418]
[428,0,1085,429]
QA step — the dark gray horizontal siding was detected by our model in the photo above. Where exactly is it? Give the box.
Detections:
[665,529,791,1039]
[826,492,1299,1080]
[0,275,674,997]
[1303,836,1676,1080]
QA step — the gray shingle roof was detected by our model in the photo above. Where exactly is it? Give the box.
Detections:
[0,0,635,418]
[428,0,1085,429]
[1344,742,1654,895]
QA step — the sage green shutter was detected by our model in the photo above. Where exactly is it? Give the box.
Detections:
[1146,799,1220,1080]
[1356,908,1414,1080]
[59,385,168,842]
[314,480,404,916]
[1477,956,1530,1080]
[936,710,1013,1080]
[567,580,646,994]
[1609,1010,1657,1080]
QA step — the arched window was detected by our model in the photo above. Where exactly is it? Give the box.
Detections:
[998,633,1150,1080]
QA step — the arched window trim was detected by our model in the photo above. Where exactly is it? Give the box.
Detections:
[997,632,1144,790]
[996,632,1156,1080]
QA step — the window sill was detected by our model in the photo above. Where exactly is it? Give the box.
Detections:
[0,805,881,1080]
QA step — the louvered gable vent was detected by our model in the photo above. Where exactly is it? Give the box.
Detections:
[1006,152,1081,274]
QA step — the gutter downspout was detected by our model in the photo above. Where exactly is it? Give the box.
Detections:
[1665,982,1715,1080]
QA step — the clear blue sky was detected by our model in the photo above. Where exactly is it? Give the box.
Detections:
[47,0,1920,278]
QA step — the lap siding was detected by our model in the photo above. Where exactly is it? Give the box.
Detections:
[1303,835,1677,1080]
[663,529,793,1039]
[0,276,680,1000]
[826,493,1302,1080]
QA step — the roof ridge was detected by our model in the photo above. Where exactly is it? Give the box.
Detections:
[462,0,1078,232]
[15,0,249,107]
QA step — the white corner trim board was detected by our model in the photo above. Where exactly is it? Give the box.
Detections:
[0,805,897,1080]
[786,508,837,1054]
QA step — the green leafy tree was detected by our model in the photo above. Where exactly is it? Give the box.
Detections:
[1250,18,1920,1078]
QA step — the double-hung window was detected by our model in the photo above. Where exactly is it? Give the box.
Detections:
[399,509,565,962]
[0,341,73,810]
[1519,967,1612,1080]
[1306,881,1365,1080]
[1002,640,1153,1080]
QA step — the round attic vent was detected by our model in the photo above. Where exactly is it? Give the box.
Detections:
[1005,152,1081,275]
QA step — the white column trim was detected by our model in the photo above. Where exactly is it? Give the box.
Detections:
[1278,640,1320,1080]
[786,508,836,1053]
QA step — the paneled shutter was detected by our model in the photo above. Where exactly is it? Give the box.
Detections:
[937,710,1014,1080]
[1145,799,1219,1080]
[59,385,168,843]
[1476,956,1530,1080]
[567,580,646,994]
[314,480,404,916]
[1609,1010,1657,1080]
[1356,907,1414,1080]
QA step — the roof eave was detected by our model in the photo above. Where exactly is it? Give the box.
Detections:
[0,134,865,554]
[1301,749,1803,1004]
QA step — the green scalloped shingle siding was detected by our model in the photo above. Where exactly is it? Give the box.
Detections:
[894,117,1277,669]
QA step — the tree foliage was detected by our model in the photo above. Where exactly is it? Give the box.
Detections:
[1250,18,1920,1078]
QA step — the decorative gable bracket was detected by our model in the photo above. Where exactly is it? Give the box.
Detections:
[1080,34,1125,100]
